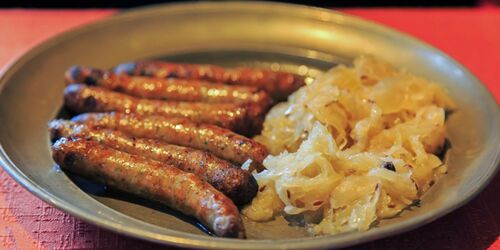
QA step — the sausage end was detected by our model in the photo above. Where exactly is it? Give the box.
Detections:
[114,62,138,75]
[65,66,104,85]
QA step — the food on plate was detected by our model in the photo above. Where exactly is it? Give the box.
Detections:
[51,56,454,238]
[70,112,268,172]
[243,56,455,235]
[65,66,273,107]
[52,138,246,238]
[49,120,258,205]
[51,61,286,237]
[63,84,264,134]
[113,60,305,101]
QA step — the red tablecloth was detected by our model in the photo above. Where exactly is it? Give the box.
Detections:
[0,7,499,250]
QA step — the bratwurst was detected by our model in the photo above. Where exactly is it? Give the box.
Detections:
[113,61,305,101]
[64,84,264,134]
[65,66,273,107]
[52,138,246,238]
[49,120,258,205]
[71,112,268,171]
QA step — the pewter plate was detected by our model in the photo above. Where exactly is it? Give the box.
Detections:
[0,2,498,249]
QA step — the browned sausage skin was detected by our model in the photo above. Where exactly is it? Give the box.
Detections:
[70,112,268,172]
[113,61,305,101]
[64,84,265,134]
[65,66,273,107]
[52,138,245,238]
[48,120,258,205]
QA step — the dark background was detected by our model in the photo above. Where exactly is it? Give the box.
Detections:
[0,0,490,8]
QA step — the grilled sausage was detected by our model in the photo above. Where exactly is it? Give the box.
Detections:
[52,138,245,238]
[71,112,268,172]
[49,120,258,205]
[64,84,265,134]
[65,66,273,107]
[113,61,305,101]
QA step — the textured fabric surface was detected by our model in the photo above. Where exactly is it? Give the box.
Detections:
[0,7,499,250]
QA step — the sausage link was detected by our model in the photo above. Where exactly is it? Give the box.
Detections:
[49,120,258,205]
[52,138,245,238]
[65,66,273,107]
[71,112,268,172]
[64,84,264,134]
[113,61,305,101]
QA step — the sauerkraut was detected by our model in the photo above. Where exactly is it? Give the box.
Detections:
[242,56,455,235]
